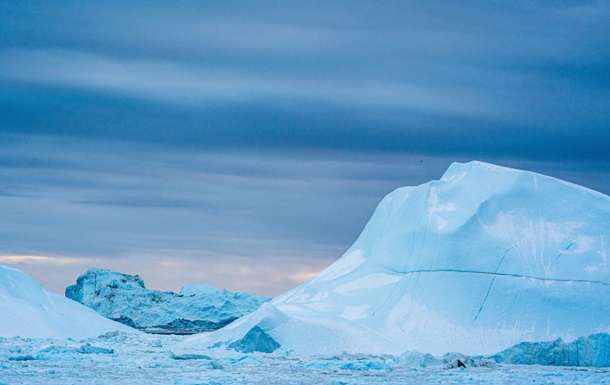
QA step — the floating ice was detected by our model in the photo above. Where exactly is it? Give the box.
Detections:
[176,161,610,359]
[227,326,281,353]
[66,268,270,333]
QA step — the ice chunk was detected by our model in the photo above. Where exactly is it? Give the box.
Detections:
[170,352,214,360]
[395,351,441,368]
[227,326,281,353]
[180,284,219,296]
[77,343,114,354]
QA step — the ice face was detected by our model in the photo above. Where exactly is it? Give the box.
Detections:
[0,265,134,339]
[492,333,610,367]
[66,268,270,332]
[177,161,610,357]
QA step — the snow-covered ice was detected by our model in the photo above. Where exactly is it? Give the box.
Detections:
[176,161,610,357]
[66,268,270,332]
[0,265,133,339]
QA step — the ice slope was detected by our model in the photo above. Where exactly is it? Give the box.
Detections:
[0,265,134,339]
[66,268,270,332]
[176,161,610,357]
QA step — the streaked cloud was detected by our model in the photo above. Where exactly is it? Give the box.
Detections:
[0,255,85,265]
[0,48,499,118]
[0,252,335,297]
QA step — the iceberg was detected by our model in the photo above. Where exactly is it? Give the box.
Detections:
[175,161,610,358]
[0,265,134,339]
[492,333,610,367]
[66,268,270,333]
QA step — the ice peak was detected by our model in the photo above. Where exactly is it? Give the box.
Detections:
[440,161,518,183]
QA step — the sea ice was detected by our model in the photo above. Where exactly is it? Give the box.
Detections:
[2,332,610,384]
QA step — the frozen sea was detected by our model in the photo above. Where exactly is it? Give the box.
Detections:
[1,332,609,385]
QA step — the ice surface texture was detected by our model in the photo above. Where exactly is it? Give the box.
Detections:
[66,268,270,332]
[0,265,133,339]
[176,161,610,357]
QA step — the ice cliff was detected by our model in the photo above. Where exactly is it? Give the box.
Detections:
[175,161,610,359]
[0,265,134,339]
[66,268,270,333]
[492,333,610,367]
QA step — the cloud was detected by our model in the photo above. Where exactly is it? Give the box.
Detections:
[0,255,85,266]
[0,136,449,254]
[0,252,334,297]
[2,135,610,295]
[0,48,499,119]
[2,1,607,131]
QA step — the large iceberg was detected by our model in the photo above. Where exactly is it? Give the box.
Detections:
[175,161,610,357]
[66,268,270,333]
[0,265,134,339]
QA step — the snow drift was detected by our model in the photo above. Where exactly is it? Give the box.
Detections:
[0,265,134,339]
[66,268,270,332]
[175,161,610,358]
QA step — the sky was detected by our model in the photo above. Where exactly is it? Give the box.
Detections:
[1,1,609,296]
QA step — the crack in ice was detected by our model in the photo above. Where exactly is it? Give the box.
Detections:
[397,269,610,287]
[552,242,574,266]
[471,248,511,324]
